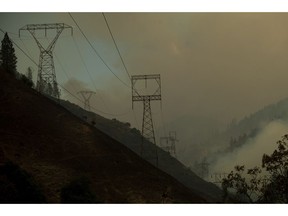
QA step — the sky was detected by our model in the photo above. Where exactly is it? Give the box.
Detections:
[3,1,288,213]
[2,0,288,213]
[2,13,288,161]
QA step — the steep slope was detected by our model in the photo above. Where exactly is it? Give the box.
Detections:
[58,98,223,202]
[0,69,208,203]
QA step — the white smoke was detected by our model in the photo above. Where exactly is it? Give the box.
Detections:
[211,120,288,174]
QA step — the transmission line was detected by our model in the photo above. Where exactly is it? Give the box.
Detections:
[1,26,146,131]
[1,27,131,117]
[71,14,167,152]
[100,13,143,131]
[59,83,130,116]
[0,28,38,66]
[19,37,33,57]
[102,13,131,80]
[68,12,131,88]
[71,36,113,113]
[71,36,95,86]
[47,36,122,116]
[69,13,139,130]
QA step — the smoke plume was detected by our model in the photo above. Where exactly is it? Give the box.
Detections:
[211,120,288,174]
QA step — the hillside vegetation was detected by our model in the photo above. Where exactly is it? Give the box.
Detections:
[58,95,222,202]
[0,68,219,203]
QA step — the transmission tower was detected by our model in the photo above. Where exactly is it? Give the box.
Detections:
[160,131,178,158]
[132,74,161,167]
[19,23,73,98]
[199,160,210,179]
[168,131,177,158]
[209,173,227,185]
[77,90,96,111]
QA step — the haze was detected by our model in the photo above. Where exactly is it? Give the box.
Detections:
[2,13,288,166]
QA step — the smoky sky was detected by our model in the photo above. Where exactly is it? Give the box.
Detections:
[211,120,288,174]
[2,13,288,131]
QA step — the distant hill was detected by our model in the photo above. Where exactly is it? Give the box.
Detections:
[200,96,288,172]
[0,68,222,203]
[218,97,288,153]
[227,98,288,137]
[159,96,288,179]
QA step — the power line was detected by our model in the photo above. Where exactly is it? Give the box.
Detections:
[19,37,33,58]
[71,36,113,114]
[52,38,88,97]
[71,36,95,87]
[71,14,165,143]
[0,28,38,66]
[44,35,128,116]
[68,13,140,129]
[102,13,131,80]
[1,27,131,117]
[101,13,143,131]
[60,83,130,116]
[54,56,130,116]
[68,13,131,88]
[6,30,30,38]
[54,54,73,84]
[53,50,130,116]
[1,26,146,131]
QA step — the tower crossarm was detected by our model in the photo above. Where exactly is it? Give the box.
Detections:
[132,95,161,102]
[19,23,73,52]
[77,91,95,111]
[19,23,73,99]
[19,23,73,34]
[131,74,161,108]
[131,74,160,80]
[77,90,96,94]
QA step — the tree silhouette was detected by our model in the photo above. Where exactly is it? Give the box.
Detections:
[222,134,288,203]
[26,67,33,82]
[22,66,35,88]
[261,134,288,202]
[0,32,17,74]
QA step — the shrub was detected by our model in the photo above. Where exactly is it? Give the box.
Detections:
[60,177,98,203]
[18,73,34,88]
[0,161,46,203]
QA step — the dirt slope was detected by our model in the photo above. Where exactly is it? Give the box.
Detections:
[0,69,207,203]
[59,98,223,202]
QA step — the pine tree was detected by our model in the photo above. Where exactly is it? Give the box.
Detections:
[0,47,2,66]
[22,66,35,88]
[26,67,33,81]
[0,32,17,74]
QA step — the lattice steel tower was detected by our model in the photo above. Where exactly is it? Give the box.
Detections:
[132,74,161,167]
[77,91,95,111]
[19,23,73,98]
[160,131,178,158]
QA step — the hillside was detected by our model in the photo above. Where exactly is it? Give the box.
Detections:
[227,98,288,137]
[192,96,288,176]
[0,68,212,203]
[58,97,223,202]
[216,97,288,154]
